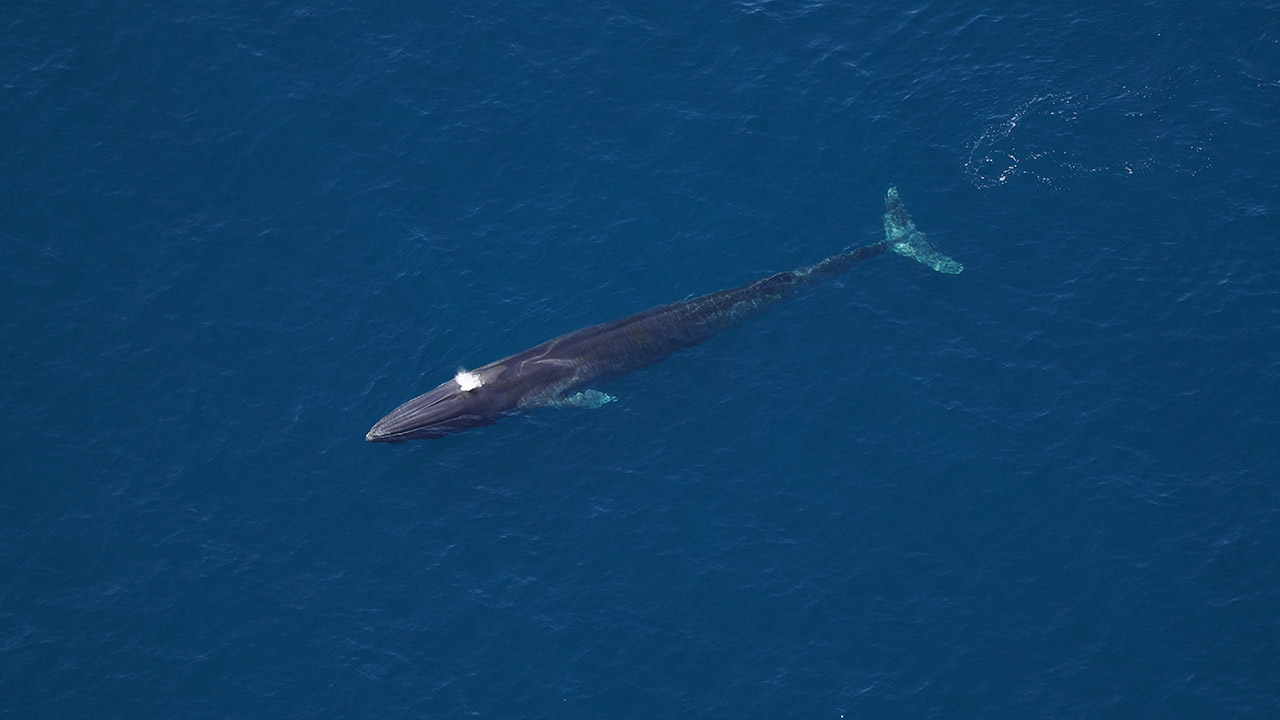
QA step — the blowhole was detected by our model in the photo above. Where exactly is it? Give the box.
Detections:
[455,370,484,391]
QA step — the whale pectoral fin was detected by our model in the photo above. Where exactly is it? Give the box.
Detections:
[553,389,618,409]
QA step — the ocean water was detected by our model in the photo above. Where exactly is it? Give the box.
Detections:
[4,1,1279,717]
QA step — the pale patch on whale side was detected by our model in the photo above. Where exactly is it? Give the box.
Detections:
[455,370,484,391]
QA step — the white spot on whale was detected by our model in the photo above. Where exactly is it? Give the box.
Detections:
[455,370,483,391]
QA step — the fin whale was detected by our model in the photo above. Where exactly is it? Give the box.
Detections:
[366,187,961,442]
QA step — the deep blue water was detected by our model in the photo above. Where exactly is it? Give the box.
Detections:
[4,1,1279,717]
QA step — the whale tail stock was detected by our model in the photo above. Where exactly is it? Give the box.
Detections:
[882,187,963,274]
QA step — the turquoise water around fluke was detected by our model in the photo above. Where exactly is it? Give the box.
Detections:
[884,187,964,274]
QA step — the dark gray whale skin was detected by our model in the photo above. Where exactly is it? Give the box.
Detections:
[366,188,960,442]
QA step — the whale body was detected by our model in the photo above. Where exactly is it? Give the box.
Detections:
[366,188,960,442]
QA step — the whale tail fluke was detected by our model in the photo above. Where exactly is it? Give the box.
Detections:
[883,187,963,274]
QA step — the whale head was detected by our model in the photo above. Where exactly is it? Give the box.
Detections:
[366,366,513,442]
